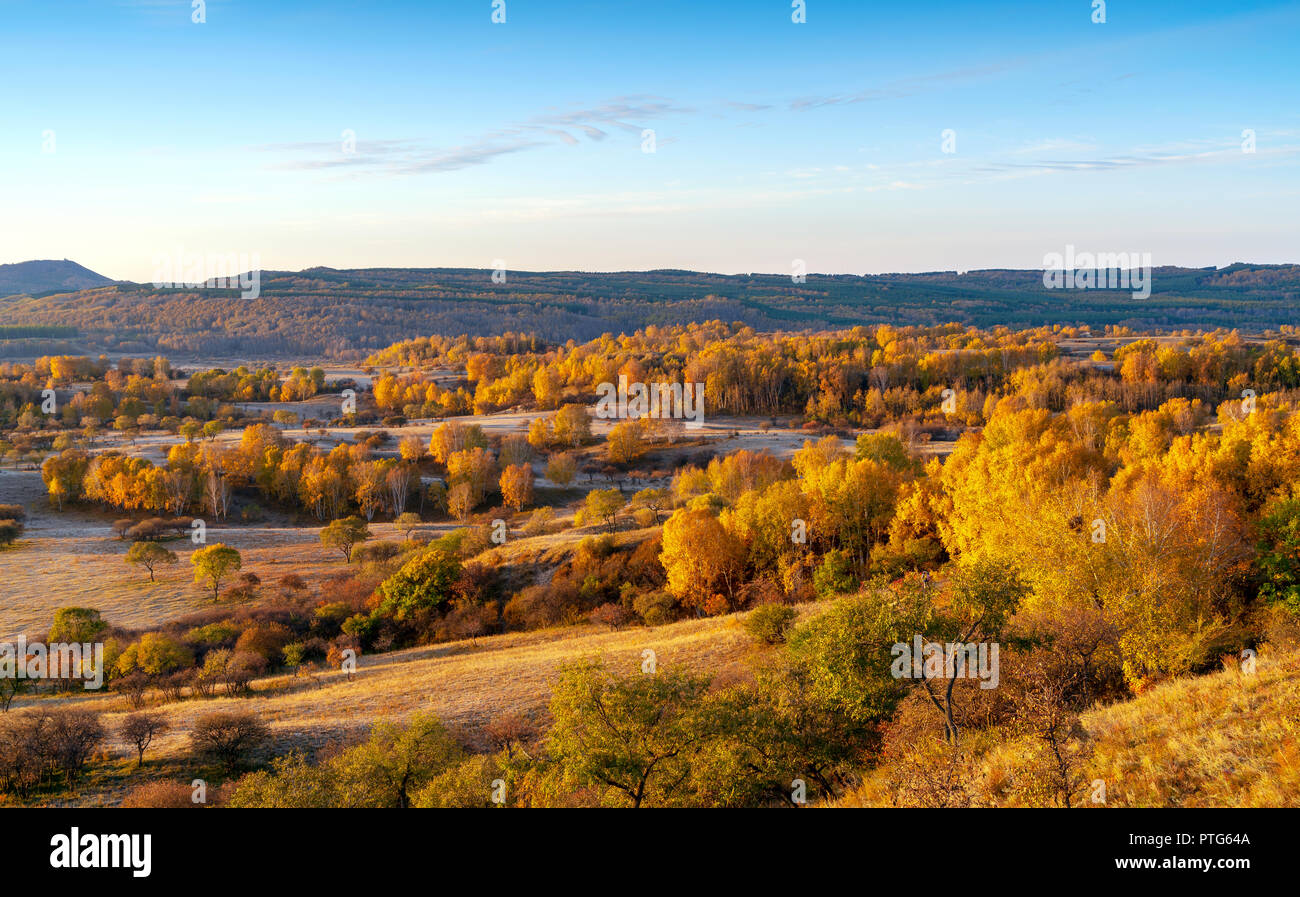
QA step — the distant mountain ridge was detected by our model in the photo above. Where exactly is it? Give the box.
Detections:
[0,259,114,296]
[1,262,1296,359]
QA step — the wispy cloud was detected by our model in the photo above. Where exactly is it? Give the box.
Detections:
[258,95,685,177]
[789,61,1017,110]
[973,142,1300,178]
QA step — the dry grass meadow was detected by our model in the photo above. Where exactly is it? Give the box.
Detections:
[1,467,355,640]
[838,643,1300,808]
[9,604,808,805]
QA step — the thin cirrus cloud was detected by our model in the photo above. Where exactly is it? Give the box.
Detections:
[258,95,685,177]
[788,60,1019,110]
[972,142,1300,178]
[255,62,1033,179]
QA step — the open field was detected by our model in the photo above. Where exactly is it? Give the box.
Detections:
[10,605,798,806]
[0,468,356,640]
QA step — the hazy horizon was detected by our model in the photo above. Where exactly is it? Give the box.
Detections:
[9,256,1296,284]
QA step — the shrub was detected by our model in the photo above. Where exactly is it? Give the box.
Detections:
[484,712,536,757]
[116,632,194,678]
[375,548,461,621]
[185,620,241,647]
[744,603,798,645]
[120,712,170,767]
[125,518,169,541]
[577,533,616,561]
[234,623,293,666]
[157,669,193,703]
[277,573,308,593]
[0,712,48,797]
[190,711,271,773]
[813,549,857,598]
[522,506,555,536]
[0,519,23,547]
[48,607,108,644]
[115,672,150,709]
[412,754,504,808]
[589,602,634,630]
[227,713,462,808]
[355,541,401,566]
[44,709,105,783]
[633,590,676,626]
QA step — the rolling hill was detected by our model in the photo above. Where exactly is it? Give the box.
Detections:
[0,263,1297,359]
[0,259,114,297]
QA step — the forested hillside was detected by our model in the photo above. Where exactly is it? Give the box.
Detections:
[0,264,1296,359]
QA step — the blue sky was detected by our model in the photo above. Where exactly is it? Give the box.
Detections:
[2,0,1298,280]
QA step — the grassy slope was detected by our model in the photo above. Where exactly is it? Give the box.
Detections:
[1079,645,1300,807]
[14,594,1298,806]
[14,607,781,805]
[840,644,1300,807]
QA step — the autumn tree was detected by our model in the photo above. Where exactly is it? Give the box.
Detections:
[429,420,487,464]
[583,489,624,534]
[1257,497,1300,615]
[527,416,551,450]
[225,713,465,808]
[499,433,531,467]
[120,712,170,767]
[551,404,591,447]
[630,487,670,524]
[350,461,388,521]
[329,713,464,808]
[48,607,108,644]
[785,583,925,725]
[606,420,647,464]
[446,446,496,506]
[660,508,745,613]
[917,559,1028,741]
[447,482,475,521]
[115,632,194,678]
[321,516,371,563]
[545,452,577,488]
[191,543,242,601]
[398,435,427,463]
[126,541,178,582]
[547,660,710,808]
[395,511,423,541]
[499,463,535,511]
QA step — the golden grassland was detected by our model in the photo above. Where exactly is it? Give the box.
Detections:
[0,469,366,639]
[1080,645,1300,807]
[11,605,799,806]
[9,600,1299,807]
